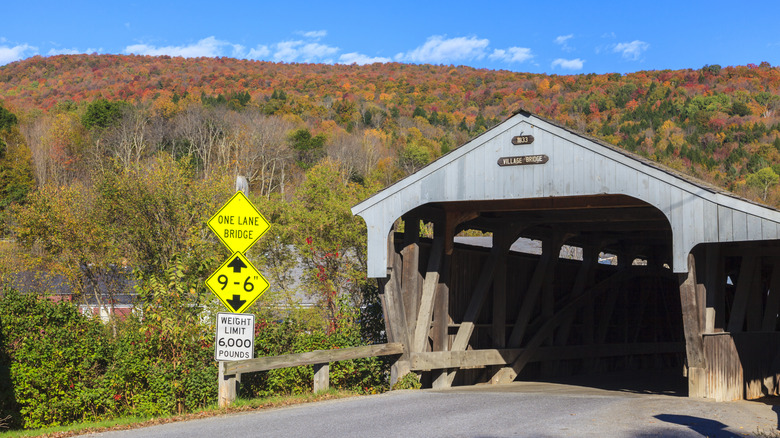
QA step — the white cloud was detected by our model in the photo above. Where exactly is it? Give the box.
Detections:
[0,43,37,65]
[247,45,270,59]
[488,47,533,63]
[338,52,392,65]
[124,36,243,58]
[396,35,490,63]
[300,30,327,39]
[613,40,649,60]
[554,34,574,52]
[551,58,584,70]
[555,34,573,45]
[47,47,101,56]
[272,40,339,63]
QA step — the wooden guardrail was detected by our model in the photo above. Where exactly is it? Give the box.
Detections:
[218,342,404,407]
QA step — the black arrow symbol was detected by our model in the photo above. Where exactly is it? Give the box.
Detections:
[227,256,247,273]
[226,294,246,312]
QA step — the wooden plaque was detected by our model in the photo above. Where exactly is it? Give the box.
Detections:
[497,155,549,167]
[511,135,535,145]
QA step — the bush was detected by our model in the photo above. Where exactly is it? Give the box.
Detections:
[0,289,113,428]
[241,318,389,397]
[391,372,422,390]
[0,285,388,430]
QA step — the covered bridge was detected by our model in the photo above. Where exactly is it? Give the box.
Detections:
[352,110,780,401]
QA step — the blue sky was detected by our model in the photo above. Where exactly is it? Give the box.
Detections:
[2,1,779,74]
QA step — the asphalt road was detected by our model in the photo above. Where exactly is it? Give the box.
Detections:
[86,378,780,438]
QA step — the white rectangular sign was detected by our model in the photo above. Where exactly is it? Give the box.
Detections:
[215,312,255,361]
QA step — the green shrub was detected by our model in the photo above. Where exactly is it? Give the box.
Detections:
[391,372,422,390]
[0,289,113,428]
[241,318,389,397]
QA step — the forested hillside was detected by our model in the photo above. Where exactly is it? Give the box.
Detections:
[2,55,780,204]
[0,55,779,428]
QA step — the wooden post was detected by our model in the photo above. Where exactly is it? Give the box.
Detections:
[218,361,238,408]
[413,232,444,353]
[401,217,421,335]
[679,253,707,398]
[761,258,780,331]
[507,233,567,348]
[703,245,721,333]
[492,248,507,349]
[432,216,456,389]
[728,255,757,333]
[386,237,412,385]
[313,363,329,393]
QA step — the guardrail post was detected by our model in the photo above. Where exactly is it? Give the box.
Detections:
[313,363,330,392]
[218,361,238,408]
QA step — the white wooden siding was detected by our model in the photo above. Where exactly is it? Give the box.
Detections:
[353,113,780,277]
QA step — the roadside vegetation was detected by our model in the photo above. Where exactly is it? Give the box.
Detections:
[1,56,780,431]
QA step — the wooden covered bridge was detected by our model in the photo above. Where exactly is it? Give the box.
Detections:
[352,110,780,401]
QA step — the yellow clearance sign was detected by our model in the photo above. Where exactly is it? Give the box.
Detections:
[207,191,270,254]
[205,252,269,313]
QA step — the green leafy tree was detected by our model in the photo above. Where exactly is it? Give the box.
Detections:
[0,103,35,235]
[282,160,379,333]
[288,128,326,170]
[746,167,779,201]
[82,99,128,130]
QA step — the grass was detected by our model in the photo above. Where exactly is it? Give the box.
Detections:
[0,389,359,438]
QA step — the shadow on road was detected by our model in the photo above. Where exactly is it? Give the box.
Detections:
[753,396,780,435]
[652,414,743,437]
[537,368,688,397]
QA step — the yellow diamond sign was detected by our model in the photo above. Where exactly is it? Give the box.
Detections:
[206,252,269,313]
[207,191,270,254]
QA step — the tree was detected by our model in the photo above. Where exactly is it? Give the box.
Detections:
[746,167,779,202]
[288,128,326,170]
[284,160,378,332]
[82,99,128,130]
[0,104,35,235]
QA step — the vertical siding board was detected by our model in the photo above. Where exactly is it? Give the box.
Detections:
[469,151,483,200]
[502,133,516,198]
[522,156,535,198]
[600,157,617,194]
[564,143,583,195]
[624,164,639,199]
[562,140,575,196]
[612,164,639,198]
[454,158,466,199]
[747,214,763,241]
[570,142,582,196]
[593,154,606,193]
[670,187,685,259]
[637,171,651,204]
[615,164,630,197]
[583,147,596,194]
[692,195,705,246]
[647,177,672,220]
[733,210,748,241]
[718,206,734,242]
[763,219,779,240]
[671,189,686,271]
[533,150,544,197]
[703,200,718,243]
[545,135,558,196]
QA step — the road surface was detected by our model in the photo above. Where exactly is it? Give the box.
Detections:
[86,377,780,437]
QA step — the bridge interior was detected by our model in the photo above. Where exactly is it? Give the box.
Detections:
[381,194,780,400]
